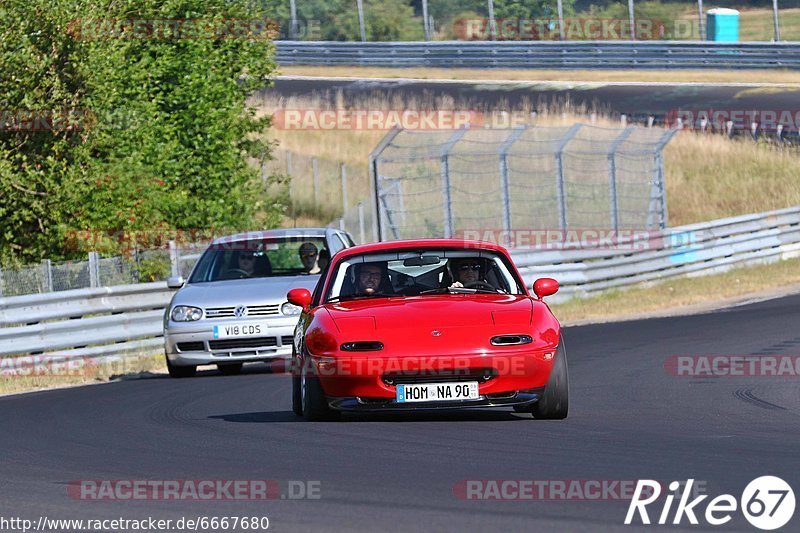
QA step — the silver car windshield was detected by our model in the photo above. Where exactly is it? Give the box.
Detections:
[325,250,523,301]
[189,237,328,282]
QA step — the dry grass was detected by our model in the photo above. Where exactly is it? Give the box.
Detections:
[257,92,800,227]
[664,132,800,224]
[0,352,165,396]
[551,255,800,324]
[280,66,800,86]
[739,8,800,42]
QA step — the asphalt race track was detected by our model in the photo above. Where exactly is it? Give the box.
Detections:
[270,77,800,122]
[2,295,799,532]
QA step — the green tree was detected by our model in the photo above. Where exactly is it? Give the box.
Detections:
[0,0,280,264]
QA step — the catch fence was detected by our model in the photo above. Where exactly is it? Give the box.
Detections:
[362,124,675,242]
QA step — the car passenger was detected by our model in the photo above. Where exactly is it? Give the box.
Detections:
[449,258,492,289]
[299,242,321,274]
[318,248,330,271]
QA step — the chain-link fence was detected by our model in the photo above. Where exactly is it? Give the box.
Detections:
[265,149,371,223]
[269,0,800,42]
[0,243,204,298]
[367,124,675,242]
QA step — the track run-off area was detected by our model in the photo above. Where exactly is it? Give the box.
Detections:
[1,293,798,531]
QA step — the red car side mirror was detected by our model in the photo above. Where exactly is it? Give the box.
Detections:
[533,278,559,299]
[287,288,312,309]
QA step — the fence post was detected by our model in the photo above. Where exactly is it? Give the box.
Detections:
[422,0,430,40]
[88,251,100,288]
[369,127,403,242]
[498,126,527,234]
[169,240,180,277]
[554,124,583,231]
[41,259,53,292]
[440,128,468,239]
[649,129,677,229]
[340,163,348,214]
[607,126,636,233]
[312,157,319,205]
[0,266,4,297]
[358,202,366,244]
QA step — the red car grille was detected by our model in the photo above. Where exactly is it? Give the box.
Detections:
[382,368,496,385]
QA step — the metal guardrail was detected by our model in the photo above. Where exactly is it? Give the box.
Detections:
[0,283,170,358]
[0,282,170,327]
[1,206,799,360]
[517,206,800,302]
[275,41,800,70]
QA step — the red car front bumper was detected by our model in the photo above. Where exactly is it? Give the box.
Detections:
[303,348,556,410]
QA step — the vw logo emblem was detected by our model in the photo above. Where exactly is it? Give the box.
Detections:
[431,330,441,337]
[234,305,248,318]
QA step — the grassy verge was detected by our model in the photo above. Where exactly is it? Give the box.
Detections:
[552,256,800,324]
[0,352,165,396]
[740,8,800,41]
[280,66,800,86]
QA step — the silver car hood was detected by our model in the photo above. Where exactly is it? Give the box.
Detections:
[171,276,320,308]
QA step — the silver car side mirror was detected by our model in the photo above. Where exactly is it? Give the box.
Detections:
[167,276,185,289]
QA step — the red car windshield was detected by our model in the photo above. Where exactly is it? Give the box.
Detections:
[324,251,523,301]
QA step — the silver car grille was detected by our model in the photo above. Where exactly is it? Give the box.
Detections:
[204,304,281,318]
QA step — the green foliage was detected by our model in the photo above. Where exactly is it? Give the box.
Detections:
[252,0,574,41]
[582,1,696,39]
[0,0,280,265]
[136,253,172,282]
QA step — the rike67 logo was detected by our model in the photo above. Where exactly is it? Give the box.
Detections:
[625,477,795,530]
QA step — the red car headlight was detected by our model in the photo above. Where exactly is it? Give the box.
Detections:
[305,329,338,355]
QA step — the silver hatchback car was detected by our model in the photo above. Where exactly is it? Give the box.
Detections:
[163,228,354,377]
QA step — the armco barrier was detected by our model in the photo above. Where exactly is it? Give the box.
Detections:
[0,283,171,359]
[517,206,800,301]
[1,206,800,359]
[275,41,800,70]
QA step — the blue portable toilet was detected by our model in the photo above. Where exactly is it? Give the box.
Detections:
[706,8,739,41]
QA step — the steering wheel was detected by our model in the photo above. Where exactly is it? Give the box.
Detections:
[464,281,497,291]
[226,268,252,278]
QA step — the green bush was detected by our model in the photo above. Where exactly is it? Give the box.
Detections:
[0,0,281,265]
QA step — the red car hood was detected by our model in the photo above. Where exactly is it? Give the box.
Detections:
[322,295,537,354]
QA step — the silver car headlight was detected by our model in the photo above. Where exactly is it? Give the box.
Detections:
[281,302,302,316]
[171,306,203,322]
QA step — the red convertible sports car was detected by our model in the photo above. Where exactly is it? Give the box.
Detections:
[286,239,568,421]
